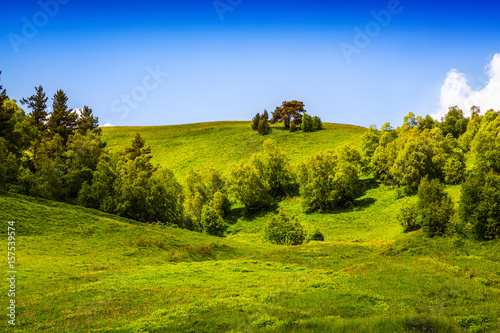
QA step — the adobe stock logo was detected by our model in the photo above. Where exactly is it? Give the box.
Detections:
[7,0,70,54]
[340,0,408,64]
[213,0,243,21]
[111,66,169,121]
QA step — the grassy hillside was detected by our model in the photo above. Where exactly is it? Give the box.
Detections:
[101,121,366,179]
[2,191,500,332]
[3,122,500,332]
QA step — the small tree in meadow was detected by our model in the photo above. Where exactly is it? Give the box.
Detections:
[265,208,305,245]
[416,177,454,237]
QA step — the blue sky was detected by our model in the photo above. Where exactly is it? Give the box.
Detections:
[1,0,500,128]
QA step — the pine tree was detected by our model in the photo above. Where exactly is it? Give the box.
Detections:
[48,89,77,141]
[77,105,100,134]
[21,85,49,132]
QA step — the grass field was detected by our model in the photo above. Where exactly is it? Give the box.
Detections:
[2,121,500,332]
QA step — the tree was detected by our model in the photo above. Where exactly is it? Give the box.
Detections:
[251,112,261,131]
[226,162,271,213]
[301,113,313,132]
[299,146,361,212]
[257,118,271,135]
[471,115,500,174]
[312,116,323,131]
[439,106,469,138]
[250,139,296,198]
[416,177,454,237]
[77,106,100,134]
[265,208,305,245]
[148,168,184,226]
[48,89,77,141]
[460,172,500,240]
[361,125,380,174]
[271,100,306,130]
[20,85,49,133]
[0,70,6,103]
[200,204,226,236]
[124,133,152,162]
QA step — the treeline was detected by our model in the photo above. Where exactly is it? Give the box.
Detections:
[362,107,500,240]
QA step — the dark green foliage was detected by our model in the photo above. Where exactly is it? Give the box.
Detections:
[301,113,313,132]
[20,85,49,133]
[264,208,305,245]
[226,162,271,213]
[78,153,122,211]
[299,146,361,212]
[250,139,296,198]
[416,177,454,237]
[397,200,420,232]
[443,153,465,185]
[257,118,271,135]
[460,172,500,240]
[124,133,152,161]
[270,100,306,130]
[251,112,261,131]
[200,204,225,236]
[148,168,184,226]
[289,122,298,132]
[312,116,323,131]
[48,89,78,142]
[306,228,324,242]
[77,106,100,135]
[0,138,19,190]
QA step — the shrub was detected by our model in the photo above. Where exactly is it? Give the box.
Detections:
[306,228,324,242]
[200,204,225,237]
[257,118,271,135]
[301,113,313,132]
[312,116,323,131]
[265,208,305,245]
[417,177,454,237]
[397,200,420,232]
[443,153,465,184]
[251,112,261,131]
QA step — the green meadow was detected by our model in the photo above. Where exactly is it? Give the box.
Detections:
[2,122,500,332]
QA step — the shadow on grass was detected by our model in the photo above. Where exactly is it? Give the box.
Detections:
[225,201,280,225]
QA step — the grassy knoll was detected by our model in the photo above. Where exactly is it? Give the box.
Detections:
[101,122,366,179]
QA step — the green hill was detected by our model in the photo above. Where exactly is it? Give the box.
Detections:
[2,122,500,332]
[101,121,366,179]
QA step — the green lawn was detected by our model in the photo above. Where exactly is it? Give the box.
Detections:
[2,122,499,332]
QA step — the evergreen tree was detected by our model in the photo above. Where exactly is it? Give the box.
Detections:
[124,133,152,162]
[20,85,49,132]
[48,89,77,141]
[77,106,100,134]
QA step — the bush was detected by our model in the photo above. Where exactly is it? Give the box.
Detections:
[312,116,323,131]
[200,204,225,237]
[417,177,454,237]
[265,208,305,245]
[397,200,420,232]
[257,118,271,135]
[306,228,324,242]
[443,153,465,184]
[301,113,313,132]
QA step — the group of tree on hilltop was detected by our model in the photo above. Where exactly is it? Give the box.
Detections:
[251,100,322,135]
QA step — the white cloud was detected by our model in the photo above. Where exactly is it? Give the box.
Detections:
[101,122,115,127]
[434,53,500,120]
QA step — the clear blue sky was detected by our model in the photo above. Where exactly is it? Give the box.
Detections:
[1,0,500,127]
